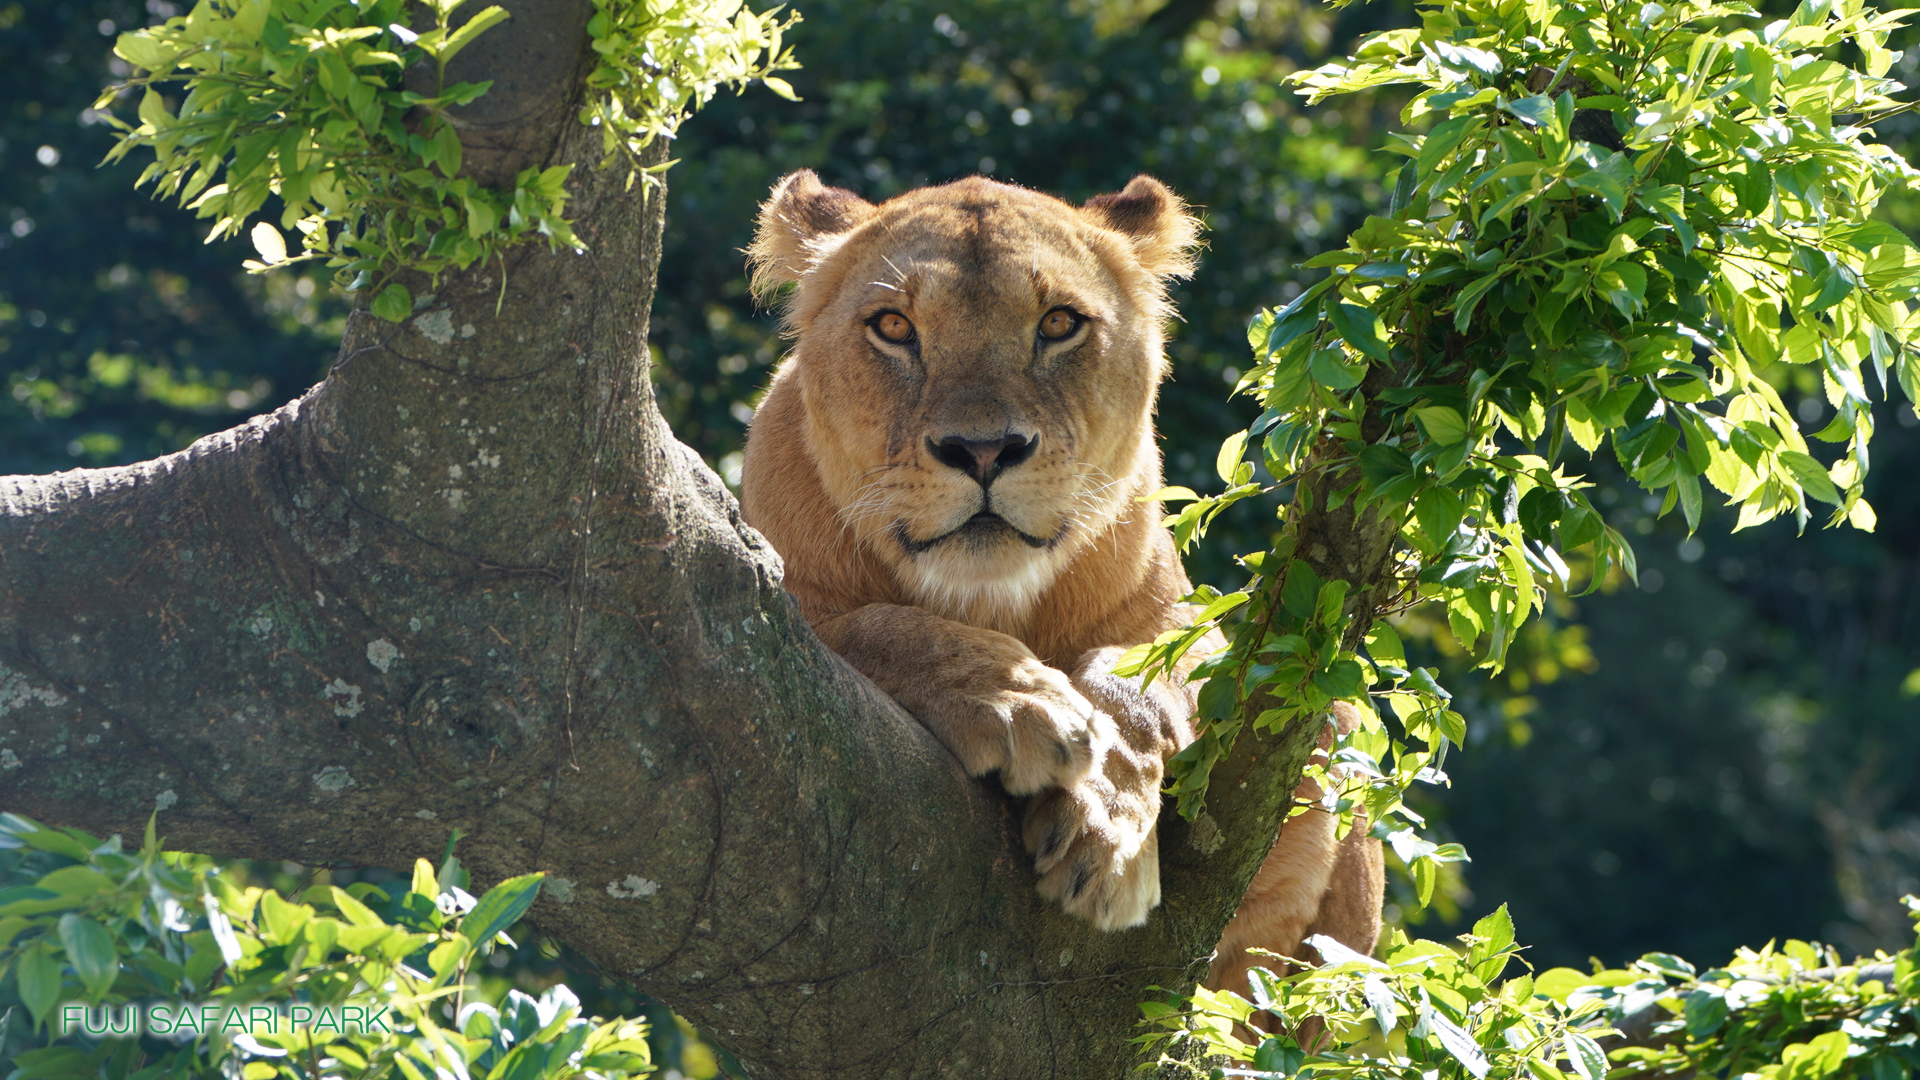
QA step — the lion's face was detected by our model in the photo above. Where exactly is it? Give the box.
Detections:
[748,173,1198,627]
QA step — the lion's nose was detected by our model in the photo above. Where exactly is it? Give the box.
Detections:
[927,432,1038,485]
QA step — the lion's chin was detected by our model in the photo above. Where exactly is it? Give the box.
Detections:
[895,532,1068,634]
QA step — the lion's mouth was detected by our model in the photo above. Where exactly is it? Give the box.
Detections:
[896,512,1055,554]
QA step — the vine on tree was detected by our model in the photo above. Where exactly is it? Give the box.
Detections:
[96,0,797,321]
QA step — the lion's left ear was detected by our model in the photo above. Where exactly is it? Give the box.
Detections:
[1080,176,1202,281]
[747,169,876,301]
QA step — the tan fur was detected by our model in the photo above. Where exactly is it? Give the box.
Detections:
[1206,702,1384,1005]
[739,171,1383,974]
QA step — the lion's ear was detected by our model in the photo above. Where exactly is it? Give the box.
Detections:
[748,170,875,301]
[1080,176,1202,281]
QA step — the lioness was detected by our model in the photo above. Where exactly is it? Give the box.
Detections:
[738,170,1383,997]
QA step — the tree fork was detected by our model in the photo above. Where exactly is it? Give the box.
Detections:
[0,5,1331,1073]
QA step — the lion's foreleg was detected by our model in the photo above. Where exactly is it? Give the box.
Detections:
[814,603,1105,795]
[1012,646,1195,930]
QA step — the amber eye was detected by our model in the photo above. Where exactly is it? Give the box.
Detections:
[872,312,915,344]
[1038,308,1080,341]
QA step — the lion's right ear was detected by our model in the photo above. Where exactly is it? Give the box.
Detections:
[747,170,875,301]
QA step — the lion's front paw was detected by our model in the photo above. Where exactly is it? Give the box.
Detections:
[1021,738,1164,930]
[956,656,1100,796]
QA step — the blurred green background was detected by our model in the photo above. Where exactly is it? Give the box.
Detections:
[3,0,1918,982]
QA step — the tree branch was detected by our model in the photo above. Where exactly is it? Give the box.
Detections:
[0,3,1324,1074]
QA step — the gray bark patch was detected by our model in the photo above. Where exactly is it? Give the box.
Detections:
[322,678,363,717]
[414,309,456,345]
[606,875,661,899]
[366,639,401,673]
[312,766,355,793]
[0,663,67,714]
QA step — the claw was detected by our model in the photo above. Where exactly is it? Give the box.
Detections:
[1036,821,1066,862]
[1067,860,1095,900]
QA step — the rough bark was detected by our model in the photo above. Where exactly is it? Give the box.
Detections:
[0,3,1330,1076]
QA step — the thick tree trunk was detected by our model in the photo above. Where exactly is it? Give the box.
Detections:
[0,5,1325,1074]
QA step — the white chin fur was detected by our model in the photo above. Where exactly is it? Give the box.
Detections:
[900,544,1065,634]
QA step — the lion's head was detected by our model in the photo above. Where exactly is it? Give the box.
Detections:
[743,171,1199,633]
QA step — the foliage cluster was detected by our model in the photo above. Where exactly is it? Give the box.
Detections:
[0,0,352,472]
[1147,899,1920,1079]
[579,0,799,176]
[0,812,725,1079]
[1122,0,1920,910]
[99,0,795,321]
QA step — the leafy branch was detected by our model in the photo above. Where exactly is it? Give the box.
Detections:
[94,0,797,320]
[1127,0,1920,917]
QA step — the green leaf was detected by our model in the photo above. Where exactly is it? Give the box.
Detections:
[34,866,112,897]
[1837,221,1913,252]
[1732,162,1773,215]
[459,873,544,950]
[1314,660,1364,699]
[1245,310,1275,354]
[1685,990,1730,1036]
[1195,677,1240,723]
[1362,973,1401,1033]
[1196,590,1250,622]
[1412,855,1438,907]
[1430,40,1501,78]
[1427,1004,1490,1078]
[1503,94,1558,128]
[18,942,61,1026]
[464,194,497,240]
[1556,504,1604,550]
[435,5,511,66]
[57,915,118,1002]
[137,88,171,128]
[1309,348,1367,391]
[1780,451,1841,504]
[1281,561,1323,620]
[250,221,287,265]
[372,284,412,322]
[1575,152,1634,219]
[1597,261,1646,317]
[1676,472,1703,532]
[1216,431,1248,483]
[1452,270,1505,331]
[1417,115,1477,176]
[1518,487,1562,542]
[1405,666,1451,701]
[1365,622,1406,664]
[116,32,174,73]
[1329,301,1391,361]
[1566,1032,1609,1080]
[1414,486,1465,546]
[428,123,462,178]
[1471,903,1515,956]
[1413,406,1468,445]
